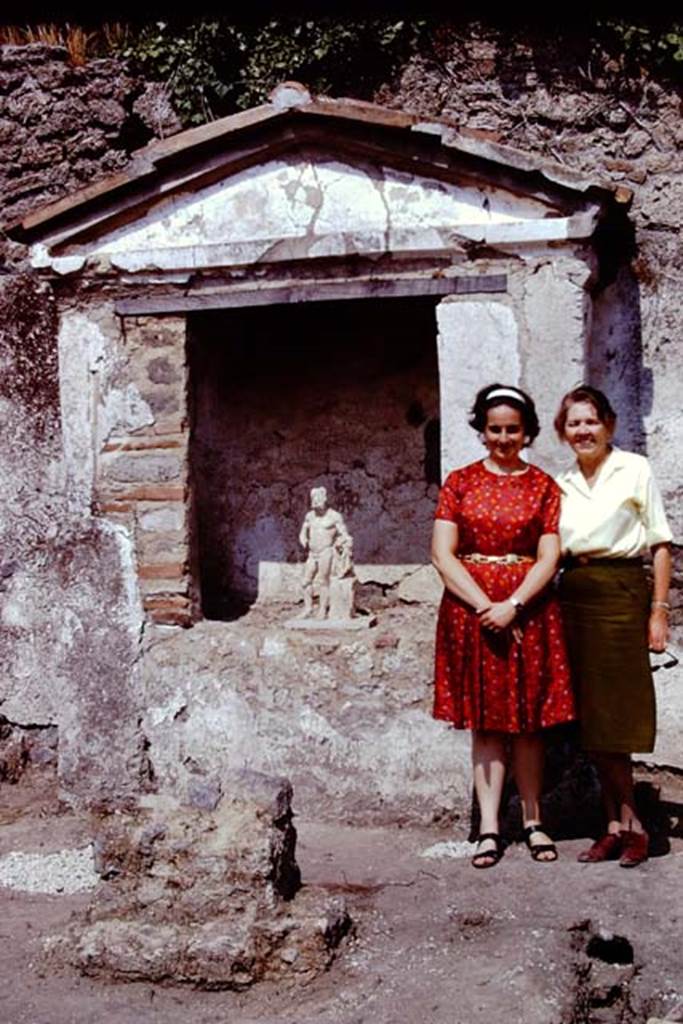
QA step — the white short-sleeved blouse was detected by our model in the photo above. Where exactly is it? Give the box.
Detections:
[556,447,673,558]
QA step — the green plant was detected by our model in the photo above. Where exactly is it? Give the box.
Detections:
[118,17,426,126]
[595,18,683,78]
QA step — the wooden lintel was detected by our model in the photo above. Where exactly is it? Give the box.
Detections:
[115,274,507,316]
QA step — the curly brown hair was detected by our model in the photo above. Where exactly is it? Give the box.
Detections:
[554,385,616,440]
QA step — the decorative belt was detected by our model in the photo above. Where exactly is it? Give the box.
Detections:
[461,554,534,565]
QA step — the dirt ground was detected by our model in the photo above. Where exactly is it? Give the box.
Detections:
[0,771,682,1024]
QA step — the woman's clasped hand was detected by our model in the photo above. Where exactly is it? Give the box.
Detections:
[432,384,575,869]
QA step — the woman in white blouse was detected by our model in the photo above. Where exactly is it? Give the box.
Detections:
[555,385,672,867]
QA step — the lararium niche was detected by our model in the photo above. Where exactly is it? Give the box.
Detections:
[189,295,440,620]
[8,81,633,630]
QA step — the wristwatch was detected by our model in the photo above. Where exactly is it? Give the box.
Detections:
[509,596,524,613]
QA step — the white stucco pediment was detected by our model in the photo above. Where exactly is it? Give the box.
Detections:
[34,150,600,275]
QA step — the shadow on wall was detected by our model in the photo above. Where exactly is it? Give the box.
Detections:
[188,296,441,620]
[589,221,652,454]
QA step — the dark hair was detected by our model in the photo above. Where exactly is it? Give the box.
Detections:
[469,383,540,444]
[554,385,617,440]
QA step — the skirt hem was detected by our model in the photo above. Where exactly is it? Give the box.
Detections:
[434,712,578,734]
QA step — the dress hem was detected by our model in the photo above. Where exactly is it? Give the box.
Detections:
[434,712,577,733]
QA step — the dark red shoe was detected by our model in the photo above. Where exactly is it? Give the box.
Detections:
[577,833,622,863]
[619,830,649,868]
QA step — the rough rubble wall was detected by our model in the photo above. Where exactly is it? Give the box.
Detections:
[190,298,440,618]
[0,43,177,270]
[141,610,473,826]
[375,30,682,547]
[0,36,681,818]
[1,36,678,521]
[0,276,144,807]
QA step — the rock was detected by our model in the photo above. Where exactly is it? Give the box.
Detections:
[132,81,182,138]
[186,777,222,812]
[397,565,443,604]
[227,769,293,822]
[0,719,29,783]
[50,785,350,988]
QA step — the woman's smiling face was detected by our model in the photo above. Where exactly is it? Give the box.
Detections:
[483,404,526,467]
[563,400,613,461]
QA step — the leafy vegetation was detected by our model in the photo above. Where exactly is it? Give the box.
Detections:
[118,18,426,125]
[596,19,683,75]
[0,16,680,124]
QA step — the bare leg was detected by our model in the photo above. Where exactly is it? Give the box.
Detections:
[591,751,644,833]
[472,730,506,864]
[316,549,333,619]
[302,558,317,617]
[512,733,556,861]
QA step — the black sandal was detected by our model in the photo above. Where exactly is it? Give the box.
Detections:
[472,832,503,869]
[523,824,558,862]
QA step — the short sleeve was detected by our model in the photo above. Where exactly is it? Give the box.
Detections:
[638,460,673,546]
[435,472,461,523]
[540,477,561,535]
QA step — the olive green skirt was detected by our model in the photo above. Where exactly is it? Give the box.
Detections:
[558,561,655,753]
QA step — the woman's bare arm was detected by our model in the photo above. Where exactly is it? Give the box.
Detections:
[431,520,491,611]
[649,542,671,652]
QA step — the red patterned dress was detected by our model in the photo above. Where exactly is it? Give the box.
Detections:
[433,460,575,733]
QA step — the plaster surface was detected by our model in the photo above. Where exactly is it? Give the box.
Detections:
[59,151,580,274]
[645,662,683,771]
[515,257,592,475]
[0,279,144,807]
[141,607,471,827]
[436,297,521,475]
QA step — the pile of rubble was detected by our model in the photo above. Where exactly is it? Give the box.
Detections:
[47,770,351,989]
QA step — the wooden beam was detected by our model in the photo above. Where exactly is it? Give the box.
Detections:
[115,274,507,316]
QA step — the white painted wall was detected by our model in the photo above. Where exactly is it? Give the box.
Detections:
[436,298,521,476]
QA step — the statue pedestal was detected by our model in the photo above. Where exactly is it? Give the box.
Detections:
[284,612,376,631]
[329,576,354,619]
[286,574,375,629]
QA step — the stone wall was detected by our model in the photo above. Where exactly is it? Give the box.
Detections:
[2,34,678,531]
[0,43,177,270]
[0,34,681,820]
[0,276,144,808]
[376,28,682,554]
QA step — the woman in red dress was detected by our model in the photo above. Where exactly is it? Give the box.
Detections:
[432,384,576,868]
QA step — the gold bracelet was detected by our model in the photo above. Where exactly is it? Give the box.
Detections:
[651,600,671,613]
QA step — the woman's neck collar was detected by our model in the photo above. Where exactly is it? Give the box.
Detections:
[483,456,529,476]
[577,445,613,481]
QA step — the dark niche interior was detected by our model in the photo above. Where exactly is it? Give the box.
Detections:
[188,295,440,620]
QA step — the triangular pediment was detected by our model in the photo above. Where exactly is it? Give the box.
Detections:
[11,83,630,278]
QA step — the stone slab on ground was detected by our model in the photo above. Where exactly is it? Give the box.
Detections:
[0,845,98,894]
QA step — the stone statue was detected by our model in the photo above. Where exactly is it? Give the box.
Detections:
[299,486,354,619]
